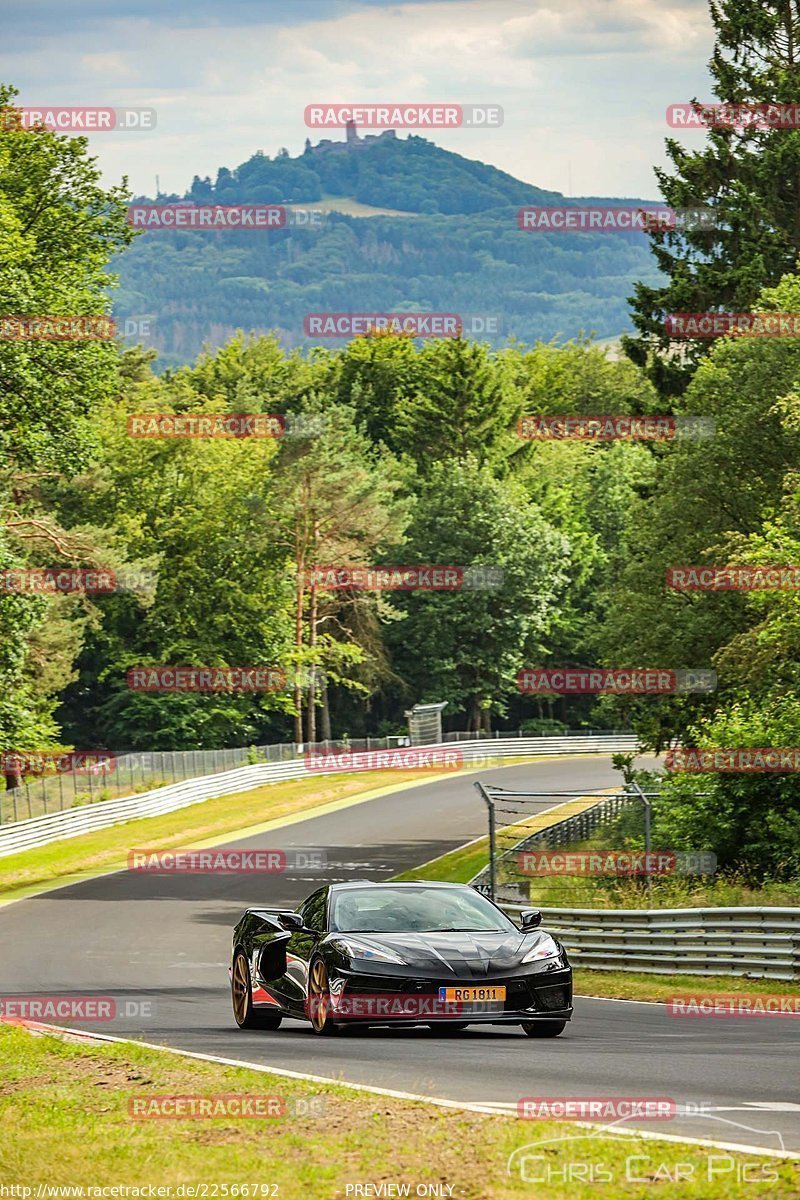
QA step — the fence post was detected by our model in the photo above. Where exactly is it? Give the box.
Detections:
[631,780,652,900]
[474,782,496,901]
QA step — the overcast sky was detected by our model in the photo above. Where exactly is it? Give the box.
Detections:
[2,0,716,199]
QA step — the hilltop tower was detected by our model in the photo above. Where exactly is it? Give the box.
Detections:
[345,119,358,146]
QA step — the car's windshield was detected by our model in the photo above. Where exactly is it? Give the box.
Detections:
[329,886,516,933]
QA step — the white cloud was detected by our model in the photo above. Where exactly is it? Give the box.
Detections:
[0,0,715,198]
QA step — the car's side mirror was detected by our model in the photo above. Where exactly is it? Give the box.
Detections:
[278,911,305,930]
[520,908,542,930]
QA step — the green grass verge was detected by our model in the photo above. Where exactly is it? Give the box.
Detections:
[1,1024,795,1198]
[573,969,800,1001]
[394,835,490,884]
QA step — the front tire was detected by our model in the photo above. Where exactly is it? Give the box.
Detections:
[232,950,282,1030]
[521,1020,566,1038]
[307,957,344,1036]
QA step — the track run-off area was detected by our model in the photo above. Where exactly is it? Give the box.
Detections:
[1,756,798,1156]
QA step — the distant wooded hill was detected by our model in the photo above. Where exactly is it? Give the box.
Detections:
[112,131,662,367]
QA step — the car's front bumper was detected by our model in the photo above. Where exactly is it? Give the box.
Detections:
[325,964,573,1025]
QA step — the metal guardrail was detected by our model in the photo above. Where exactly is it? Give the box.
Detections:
[0,733,638,858]
[0,729,633,825]
[500,903,800,981]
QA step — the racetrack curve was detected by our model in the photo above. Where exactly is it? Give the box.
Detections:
[1,756,798,1155]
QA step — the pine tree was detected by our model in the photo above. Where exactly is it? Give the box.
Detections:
[398,337,520,471]
[624,0,800,396]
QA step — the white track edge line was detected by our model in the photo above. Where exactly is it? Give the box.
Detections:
[5,1019,797,1161]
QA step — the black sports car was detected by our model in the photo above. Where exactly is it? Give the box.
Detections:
[230,880,572,1036]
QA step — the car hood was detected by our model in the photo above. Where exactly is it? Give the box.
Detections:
[329,929,555,975]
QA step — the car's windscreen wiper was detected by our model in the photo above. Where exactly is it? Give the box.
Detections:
[336,926,504,933]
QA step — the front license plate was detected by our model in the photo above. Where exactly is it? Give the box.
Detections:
[438,986,507,1003]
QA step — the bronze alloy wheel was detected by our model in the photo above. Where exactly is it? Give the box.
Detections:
[308,957,343,1036]
[231,949,282,1030]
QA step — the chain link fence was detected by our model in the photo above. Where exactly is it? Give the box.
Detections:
[0,737,410,825]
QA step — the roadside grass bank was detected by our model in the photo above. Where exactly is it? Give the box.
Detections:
[0,1023,795,1200]
[574,969,800,1001]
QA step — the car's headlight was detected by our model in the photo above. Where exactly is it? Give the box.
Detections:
[330,938,406,965]
[521,935,562,964]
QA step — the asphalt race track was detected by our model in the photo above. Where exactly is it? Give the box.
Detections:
[1,757,799,1155]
